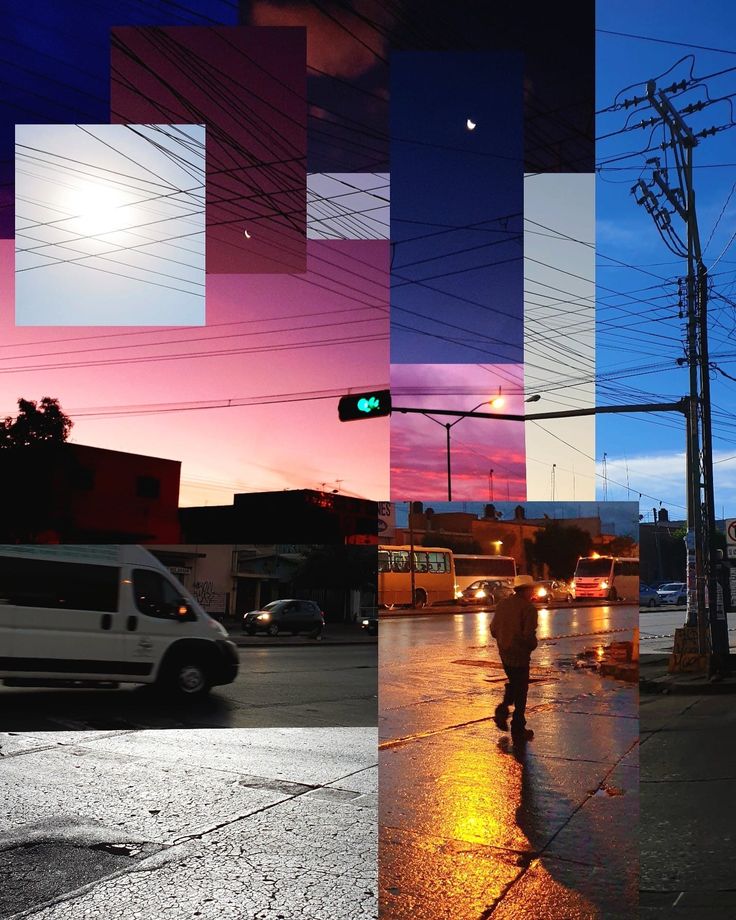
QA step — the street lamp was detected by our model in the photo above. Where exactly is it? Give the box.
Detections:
[489,468,494,502]
[422,392,505,501]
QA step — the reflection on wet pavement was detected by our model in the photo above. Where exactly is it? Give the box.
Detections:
[380,607,638,919]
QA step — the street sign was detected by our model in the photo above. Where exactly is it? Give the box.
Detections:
[726,519,736,545]
[338,389,392,422]
[727,545,736,560]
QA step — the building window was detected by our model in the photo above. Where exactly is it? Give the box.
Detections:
[136,475,160,499]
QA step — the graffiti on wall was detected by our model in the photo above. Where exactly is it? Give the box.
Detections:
[191,580,227,614]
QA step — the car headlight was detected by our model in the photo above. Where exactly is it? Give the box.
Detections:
[257,612,271,621]
[475,589,486,598]
[599,581,609,589]
[536,587,547,597]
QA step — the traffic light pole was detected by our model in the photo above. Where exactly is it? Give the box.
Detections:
[392,399,689,423]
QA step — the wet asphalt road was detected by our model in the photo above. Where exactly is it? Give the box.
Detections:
[640,605,736,654]
[379,605,639,919]
[0,645,377,730]
[0,728,377,919]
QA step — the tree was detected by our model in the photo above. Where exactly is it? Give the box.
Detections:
[527,522,593,580]
[596,535,638,557]
[0,397,73,448]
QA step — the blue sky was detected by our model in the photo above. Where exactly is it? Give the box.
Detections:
[15,123,205,325]
[596,1,736,518]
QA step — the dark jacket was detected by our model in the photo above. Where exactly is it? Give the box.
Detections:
[491,593,538,666]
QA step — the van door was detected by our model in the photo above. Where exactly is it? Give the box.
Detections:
[0,557,134,679]
[124,567,198,677]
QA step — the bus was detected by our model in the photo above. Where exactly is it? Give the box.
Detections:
[573,555,639,601]
[453,554,517,596]
[378,545,456,608]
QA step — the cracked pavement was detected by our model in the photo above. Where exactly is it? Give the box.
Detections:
[0,728,377,919]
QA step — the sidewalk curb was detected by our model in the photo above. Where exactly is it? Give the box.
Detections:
[231,636,377,649]
[640,675,736,695]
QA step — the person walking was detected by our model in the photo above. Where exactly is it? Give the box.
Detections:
[490,583,538,742]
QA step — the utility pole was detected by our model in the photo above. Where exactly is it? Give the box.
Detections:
[628,77,729,672]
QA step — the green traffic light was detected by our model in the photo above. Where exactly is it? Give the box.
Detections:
[357,396,380,414]
[338,389,392,422]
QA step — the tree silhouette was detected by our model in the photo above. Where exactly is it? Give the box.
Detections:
[526,522,593,580]
[0,397,73,448]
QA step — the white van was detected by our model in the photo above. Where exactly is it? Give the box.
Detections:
[0,545,238,697]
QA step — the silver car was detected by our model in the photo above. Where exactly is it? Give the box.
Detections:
[656,582,687,605]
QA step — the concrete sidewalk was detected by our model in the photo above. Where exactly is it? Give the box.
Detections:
[0,728,377,919]
[640,691,736,917]
[640,653,736,695]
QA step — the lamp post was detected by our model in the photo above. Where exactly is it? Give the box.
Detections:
[423,393,505,501]
[489,468,494,502]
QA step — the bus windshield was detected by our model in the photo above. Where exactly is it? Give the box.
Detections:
[575,558,613,578]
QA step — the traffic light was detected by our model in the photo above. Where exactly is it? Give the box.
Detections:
[338,389,392,422]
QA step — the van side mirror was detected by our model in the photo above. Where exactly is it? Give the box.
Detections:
[172,600,196,622]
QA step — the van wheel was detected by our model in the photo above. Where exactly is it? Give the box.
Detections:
[267,623,280,637]
[159,656,211,698]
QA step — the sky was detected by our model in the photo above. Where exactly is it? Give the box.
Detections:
[110,26,307,274]
[307,173,389,240]
[596,1,736,518]
[239,1,594,175]
[15,123,205,325]
[393,501,641,541]
[390,363,526,501]
[523,173,596,501]
[0,1,238,239]
[0,4,602,508]
[0,237,389,504]
[389,51,524,365]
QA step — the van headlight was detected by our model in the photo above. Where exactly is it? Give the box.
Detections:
[599,580,609,589]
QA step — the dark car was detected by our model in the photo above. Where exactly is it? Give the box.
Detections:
[243,599,325,638]
[460,579,514,606]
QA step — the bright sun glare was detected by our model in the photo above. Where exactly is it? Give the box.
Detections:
[67,183,130,236]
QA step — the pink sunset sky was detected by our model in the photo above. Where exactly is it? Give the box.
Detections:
[0,239,389,505]
[390,363,527,501]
